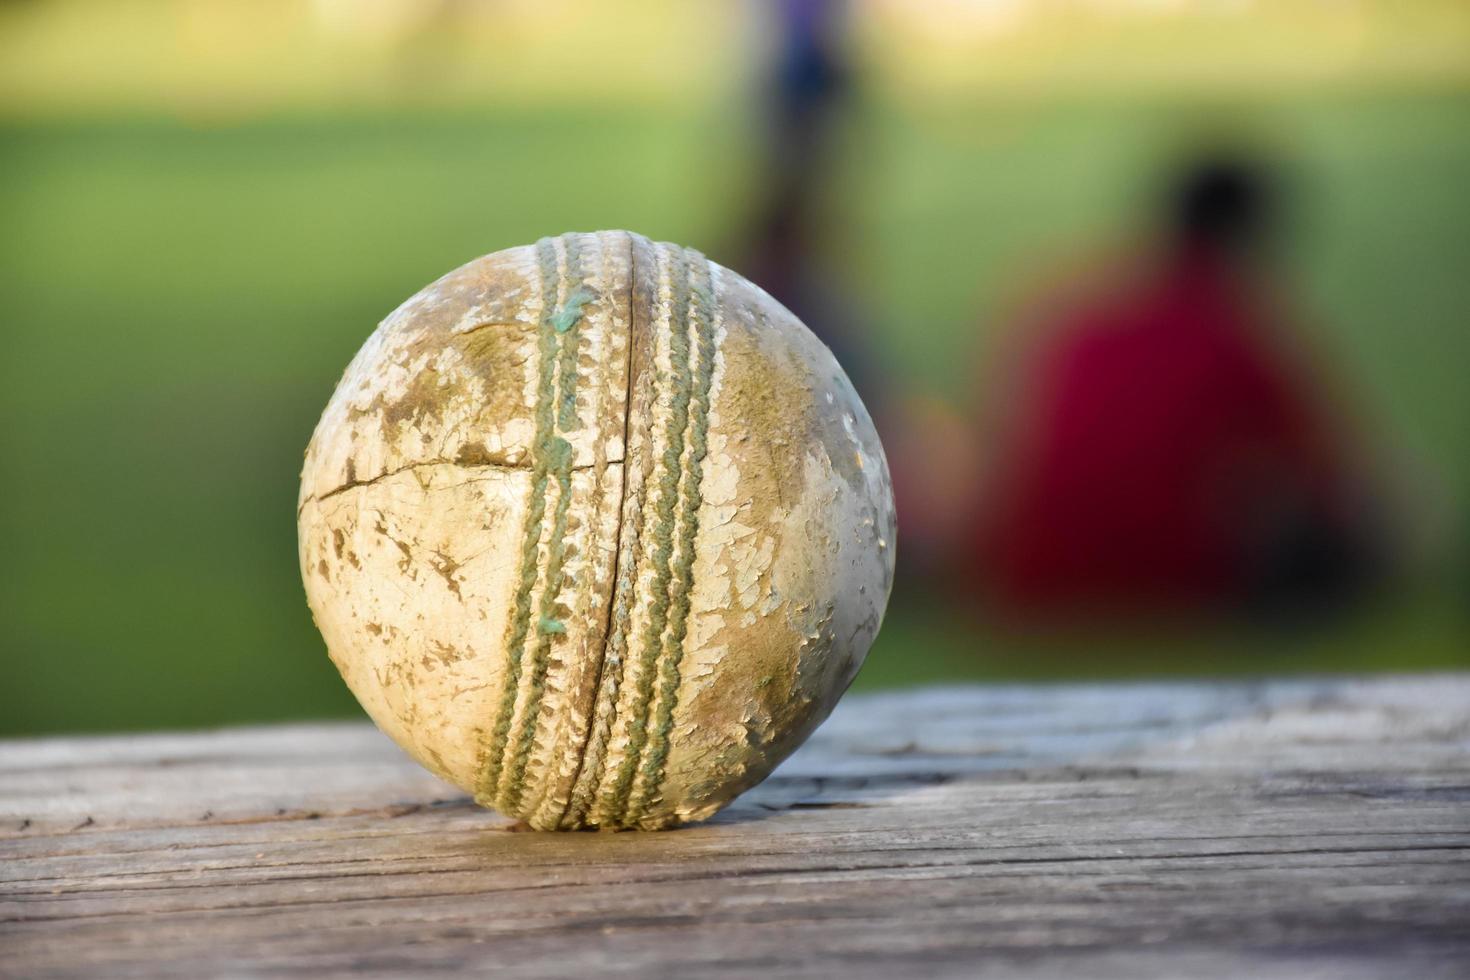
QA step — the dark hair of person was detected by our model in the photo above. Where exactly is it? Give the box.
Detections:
[1171,157,1274,252]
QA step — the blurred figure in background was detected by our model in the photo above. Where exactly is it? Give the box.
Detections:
[732,0,882,401]
[963,154,1389,622]
[732,0,978,577]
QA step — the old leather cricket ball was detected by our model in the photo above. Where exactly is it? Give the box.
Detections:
[297,231,895,829]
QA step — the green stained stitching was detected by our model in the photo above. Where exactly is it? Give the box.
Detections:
[550,285,595,334]
[604,245,693,821]
[538,616,567,635]
[629,252,716,823]
[560,235,648,828]
[477,236,562,807]
[555,263,592,432]
[502,436,575,810]
[501,233,589,812]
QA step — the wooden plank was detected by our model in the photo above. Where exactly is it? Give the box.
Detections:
[2,675,1468,979]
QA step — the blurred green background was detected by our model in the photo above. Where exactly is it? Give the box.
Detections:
[2,0,1467,736]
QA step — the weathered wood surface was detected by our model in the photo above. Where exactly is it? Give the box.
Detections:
[2,675,1468,979]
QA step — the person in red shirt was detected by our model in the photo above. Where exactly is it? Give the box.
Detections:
[967,157,1384,620]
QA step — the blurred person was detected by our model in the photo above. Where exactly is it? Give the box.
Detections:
[732,0,880,398]
[731,0,976,575]
[962,155,1388,621]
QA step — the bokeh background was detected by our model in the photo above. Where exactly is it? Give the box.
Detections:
[2,0,1467,736]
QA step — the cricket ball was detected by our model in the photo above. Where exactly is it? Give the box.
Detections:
[297,231,895,829]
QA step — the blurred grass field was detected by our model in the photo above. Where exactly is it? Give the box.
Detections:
[3,88,1468,735]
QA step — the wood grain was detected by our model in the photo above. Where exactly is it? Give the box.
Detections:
[3,675,1468,978]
